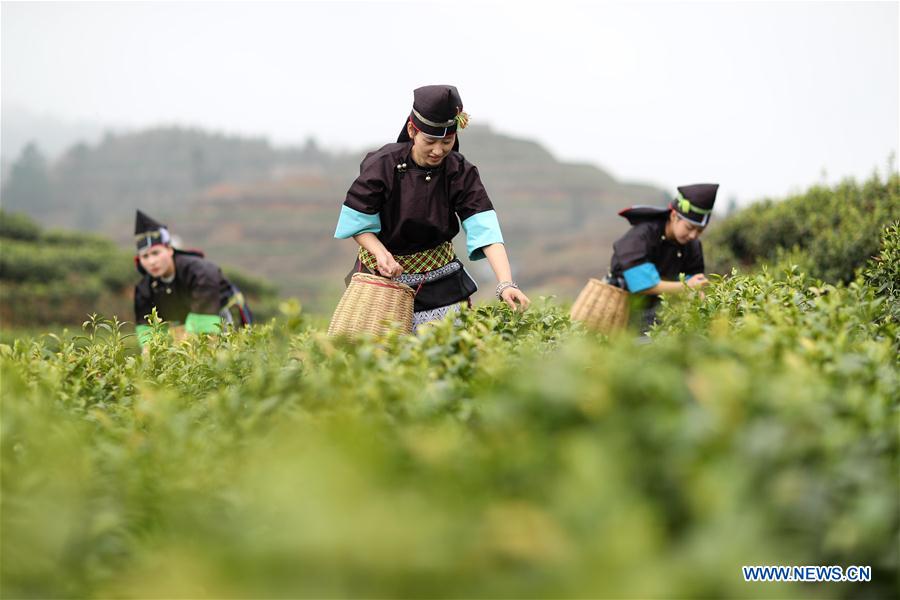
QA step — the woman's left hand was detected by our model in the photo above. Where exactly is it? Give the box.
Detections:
[501,287,531,311]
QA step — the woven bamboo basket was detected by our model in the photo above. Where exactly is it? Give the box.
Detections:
[328,272,415,337]
[570,278,630,333]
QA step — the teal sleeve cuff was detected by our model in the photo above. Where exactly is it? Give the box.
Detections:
[135,325,153,347]
[185,313,221,334]
[623,263,661,293]
[461,210,504,261]
[334,205,381,239]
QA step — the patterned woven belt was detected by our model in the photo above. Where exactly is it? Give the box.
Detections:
[359,241,455,274]
[394,260,461,286]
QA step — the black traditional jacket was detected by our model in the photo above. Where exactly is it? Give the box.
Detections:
[334,141,504,310]
[609,217,704,293]
[134,251,233,325]
[337,142,500,254]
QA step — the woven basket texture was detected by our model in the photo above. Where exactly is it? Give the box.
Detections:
[570,278,630,333]
[328,273,415,336]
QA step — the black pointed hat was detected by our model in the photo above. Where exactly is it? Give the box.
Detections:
[672,183,718,227]
[397,85,468,152]
[134,209,171,251]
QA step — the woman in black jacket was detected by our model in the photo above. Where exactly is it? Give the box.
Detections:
[334,85,530,330]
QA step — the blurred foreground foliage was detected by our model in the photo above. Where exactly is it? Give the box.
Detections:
[2,221,898,598]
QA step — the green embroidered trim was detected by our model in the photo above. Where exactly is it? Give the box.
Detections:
[676,194,713,216]
[185,313,221,334]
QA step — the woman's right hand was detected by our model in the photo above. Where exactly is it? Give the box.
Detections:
[687,273,709,289]
[376,251,403,278]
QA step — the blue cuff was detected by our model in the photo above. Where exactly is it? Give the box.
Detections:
[461,210,504,261]
[334,205,381,239]
[623,263,661,292]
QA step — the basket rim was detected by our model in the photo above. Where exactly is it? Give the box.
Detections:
[350,272,416,297]
[586,277,629,295]
[351,272,414,289]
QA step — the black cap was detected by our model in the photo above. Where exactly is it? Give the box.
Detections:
[134,209,171,251]
[397,85,468,151]
[672,183,718,226]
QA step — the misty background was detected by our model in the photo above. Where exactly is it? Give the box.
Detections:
[1,0,898,315]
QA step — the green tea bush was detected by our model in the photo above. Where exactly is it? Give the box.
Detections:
[705,174,900,282]
[2,232,897,598]
[3,185,898,598]
[863,221,900,330]
[0,209,41,241]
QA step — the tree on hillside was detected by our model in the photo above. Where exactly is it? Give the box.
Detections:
[1,143,53,217]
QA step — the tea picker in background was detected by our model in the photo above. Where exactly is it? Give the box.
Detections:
[333,84,530,332]
[606,184,718,332]
[133,210,252,347]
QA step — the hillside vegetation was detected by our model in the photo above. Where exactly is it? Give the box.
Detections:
[704,173,900,282]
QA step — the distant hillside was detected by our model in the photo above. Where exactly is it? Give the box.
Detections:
[1,125,667,311]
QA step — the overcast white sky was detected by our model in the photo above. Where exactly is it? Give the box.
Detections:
[2,0,898,204]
